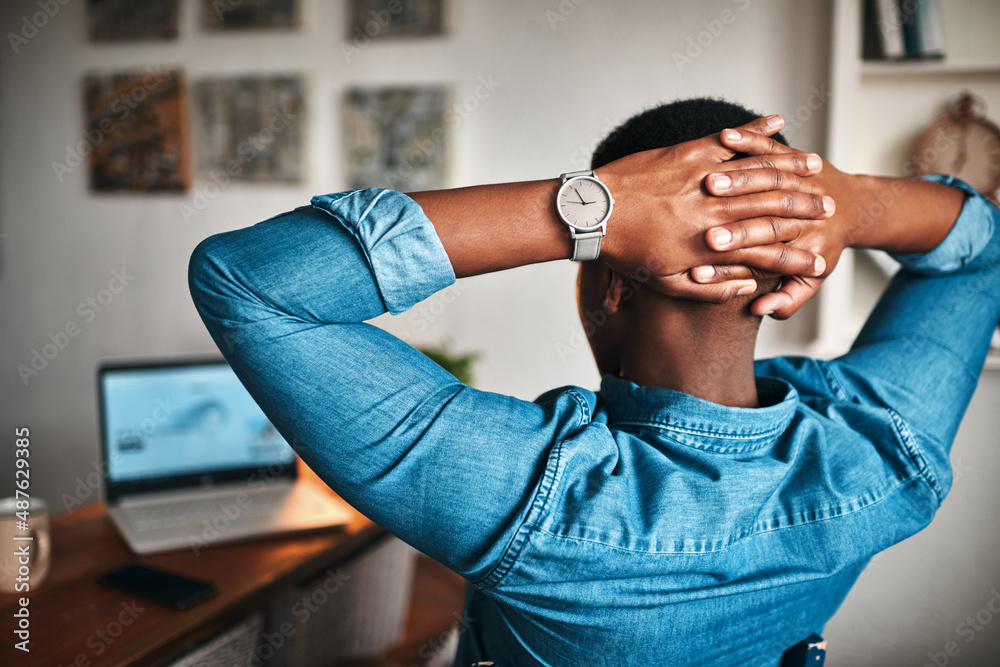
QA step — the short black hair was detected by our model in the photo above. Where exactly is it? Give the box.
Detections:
[591,97,788,170]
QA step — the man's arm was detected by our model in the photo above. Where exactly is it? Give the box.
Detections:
[708,129,998,492]
[833,175,998,446]
[188,118,832,578]
[414,115,832,300]
[698,128,968,318]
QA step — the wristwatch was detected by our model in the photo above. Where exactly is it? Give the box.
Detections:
[556,170,615,261]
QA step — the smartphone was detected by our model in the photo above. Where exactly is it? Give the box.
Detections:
[96,563,218,610]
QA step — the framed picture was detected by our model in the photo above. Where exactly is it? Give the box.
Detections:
[86,0,180,42]
[192,75,305,183]
[348,0,445,39]
[83,69,190,193]
[344,86,450,191]
[203,0,300,30]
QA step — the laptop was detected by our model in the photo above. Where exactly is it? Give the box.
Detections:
[98,357,352,555]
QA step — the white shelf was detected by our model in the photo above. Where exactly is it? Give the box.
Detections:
[860,61,1000,77]
[822,0,1000,356]
[985,353,1000,371]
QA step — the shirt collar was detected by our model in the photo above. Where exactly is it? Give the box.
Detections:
[599,374,799,451]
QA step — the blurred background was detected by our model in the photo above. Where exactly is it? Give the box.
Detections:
[1,0,999,664]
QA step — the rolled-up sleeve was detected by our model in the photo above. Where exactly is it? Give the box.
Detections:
[188,189,583,580]
[891,175,995,274]
[309,189,456,314]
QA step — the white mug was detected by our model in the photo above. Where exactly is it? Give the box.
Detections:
[0,497,51,593]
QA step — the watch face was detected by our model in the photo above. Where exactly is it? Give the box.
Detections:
[918,120,1000,195]
[558,177,612,230]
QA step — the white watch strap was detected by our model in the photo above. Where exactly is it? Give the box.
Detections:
[571,231,603,261]
[558,170,609,261]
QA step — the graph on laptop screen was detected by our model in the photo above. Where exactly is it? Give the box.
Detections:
[101,363,295,484]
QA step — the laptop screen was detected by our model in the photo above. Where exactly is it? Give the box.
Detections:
[99,359,297,500]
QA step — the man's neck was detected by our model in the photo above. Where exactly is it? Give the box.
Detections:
[617,303,762,408]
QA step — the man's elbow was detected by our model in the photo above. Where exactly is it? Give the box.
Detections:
[188,232,239,324]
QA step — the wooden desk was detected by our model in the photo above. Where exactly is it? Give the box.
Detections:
[0,497,382,667]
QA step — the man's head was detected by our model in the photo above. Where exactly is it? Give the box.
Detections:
[579,98,786,377]
[590,98,788,170]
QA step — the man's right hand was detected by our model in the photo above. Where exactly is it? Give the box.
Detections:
[597,114,834,303]
[701,126,965,318]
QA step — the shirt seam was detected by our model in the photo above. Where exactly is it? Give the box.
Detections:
[886,408,947,504]
[817,360,851,402]
[471,390,590,590]
[533,471,926,556]
[471,437,565,590]
[608,419,786,449]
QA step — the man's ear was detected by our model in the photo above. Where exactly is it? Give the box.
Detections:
[604,267,629,313]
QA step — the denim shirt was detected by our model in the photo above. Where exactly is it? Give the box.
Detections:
[189,176,999,666]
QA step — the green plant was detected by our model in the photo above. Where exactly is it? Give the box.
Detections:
[418,346,480,386]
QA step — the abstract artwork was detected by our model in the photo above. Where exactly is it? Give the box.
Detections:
[192,76,305,183]
[86,0,180,41]
[203,0,300,30]
[348,0,445,39]
[83,69,190,193]
[344,86,449,191]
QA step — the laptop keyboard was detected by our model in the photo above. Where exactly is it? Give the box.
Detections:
[123,489,290,532]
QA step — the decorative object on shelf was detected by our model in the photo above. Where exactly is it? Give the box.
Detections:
[82,70,190,193]
[348,0,445,40]
[913,91,1000,200]
[345,86,450,191]
[192,75,305,183]
[202,0,299,30]
[862,0,944,61]
[86,0,180,41]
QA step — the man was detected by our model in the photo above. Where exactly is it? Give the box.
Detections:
[189,98,998,665]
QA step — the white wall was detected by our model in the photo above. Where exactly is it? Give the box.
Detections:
[1,0,997,664]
